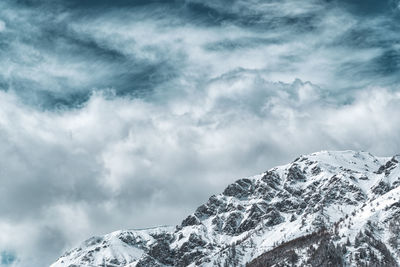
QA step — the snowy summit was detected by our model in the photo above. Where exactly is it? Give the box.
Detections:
[52,151,400,266]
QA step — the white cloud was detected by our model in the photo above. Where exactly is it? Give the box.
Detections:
[1,74,400,265]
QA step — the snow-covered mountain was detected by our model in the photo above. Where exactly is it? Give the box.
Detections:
[51,151,400,267]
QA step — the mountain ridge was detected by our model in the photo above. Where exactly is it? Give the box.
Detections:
[51,150,400,267]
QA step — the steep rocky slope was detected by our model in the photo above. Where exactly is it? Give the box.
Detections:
[51,151,400,267]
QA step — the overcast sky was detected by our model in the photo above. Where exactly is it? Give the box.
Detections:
[1,0,400,266]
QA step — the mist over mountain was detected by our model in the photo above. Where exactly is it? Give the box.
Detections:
[1,0,400,266]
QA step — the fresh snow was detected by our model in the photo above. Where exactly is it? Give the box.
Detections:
[51,150,400,267]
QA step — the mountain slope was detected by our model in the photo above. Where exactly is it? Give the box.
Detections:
[51,151,400,267]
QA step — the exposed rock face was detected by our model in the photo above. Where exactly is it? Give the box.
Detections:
[51,151,400,267]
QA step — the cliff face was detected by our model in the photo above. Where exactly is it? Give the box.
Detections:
[51,151,400,267]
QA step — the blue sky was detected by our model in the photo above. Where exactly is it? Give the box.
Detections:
[0,0,400,266]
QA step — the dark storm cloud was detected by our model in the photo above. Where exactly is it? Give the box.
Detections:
[1,0,400,266]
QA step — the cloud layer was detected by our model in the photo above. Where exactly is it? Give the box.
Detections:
[0,0,400,266]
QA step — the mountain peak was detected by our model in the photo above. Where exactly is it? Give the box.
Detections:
[51,151,400,267]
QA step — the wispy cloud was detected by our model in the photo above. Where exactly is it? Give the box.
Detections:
[1,0,399,108]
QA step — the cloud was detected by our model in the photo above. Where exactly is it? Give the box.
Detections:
[1,75,400,266]
[0,0,400,266]
[1,0,399,109]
